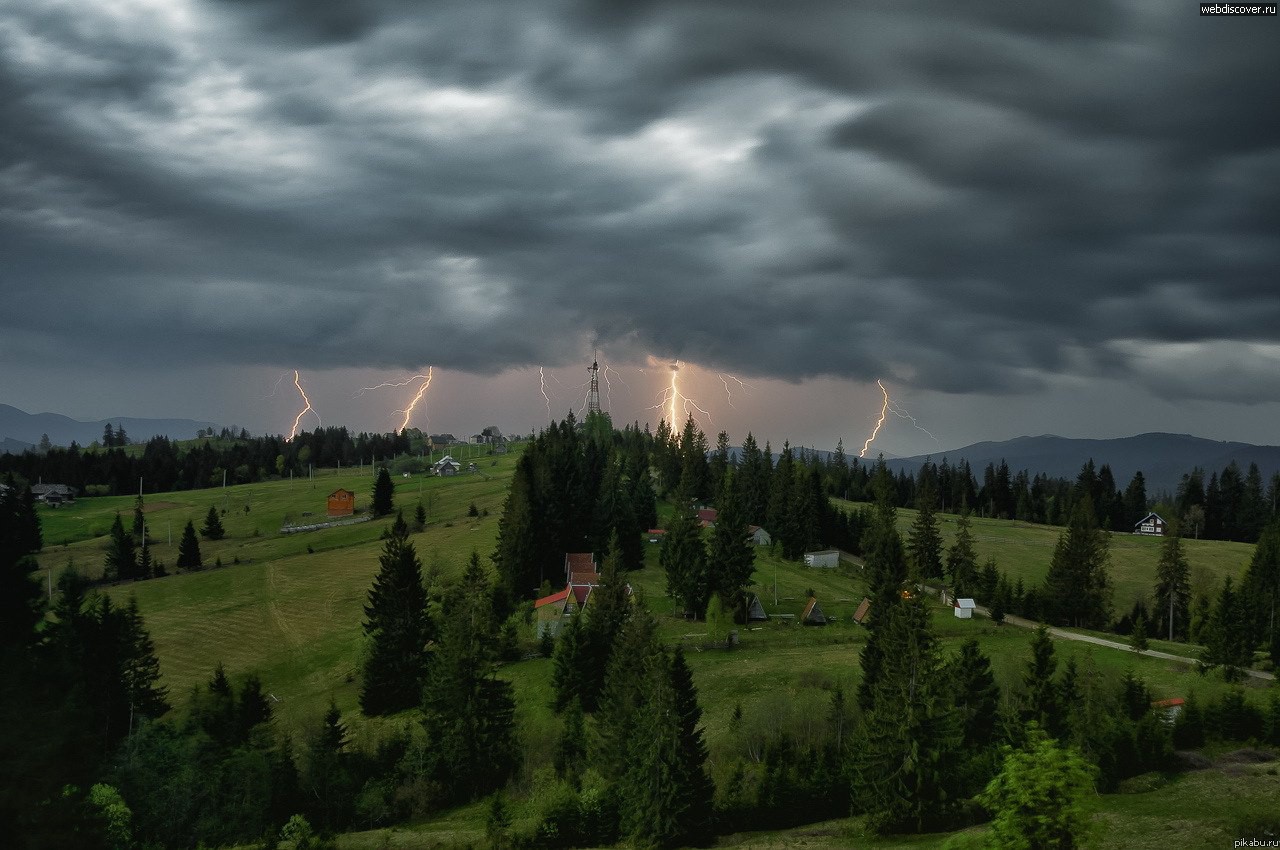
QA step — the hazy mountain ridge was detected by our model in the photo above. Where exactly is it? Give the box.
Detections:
[894,432,1280,496]
[0,403,224,450]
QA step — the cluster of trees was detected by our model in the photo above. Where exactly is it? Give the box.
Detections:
[1,478,171,846]
[492,413,657,613]
[98,495,223,583]
[0,426,414,496]
[543,535,714,848]
[101,423,130,448]
[1171,461,1280,543]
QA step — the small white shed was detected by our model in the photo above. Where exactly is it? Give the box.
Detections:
[954,598,976,619]
[804,549,839,569]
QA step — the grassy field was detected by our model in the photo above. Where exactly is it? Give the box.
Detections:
[34,466,1278,848]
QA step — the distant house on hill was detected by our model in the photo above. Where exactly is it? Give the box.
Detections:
[326,488,355,517]
[1134,513,1168,536]
[433,456,462,476]
[802,597,827,625]
[747,525,771,546]
[32,483,75,507]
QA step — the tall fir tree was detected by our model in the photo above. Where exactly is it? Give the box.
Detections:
[176,519,202,570]
[359,516,432,716]
[419,554,519,803]
[578,532,633,711]
[132,495,146,542]
[857,464,909,711]
[661,469,708,617]
[1199,577,1252,682]
[594,605,659,782]
[945,511,978,597]
[372,467,395,517]
[1153,531,1191,642]
[907,476,944,579]
[1242,520,1280,662]
[104,513,138,581]
[853,589,964,833]
[707,473,756,619]
[1022,626,1068,739]
[1042,496,1112,628]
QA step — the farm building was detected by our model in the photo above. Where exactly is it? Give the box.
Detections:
[804,549,839,569]
[565,552,599,586]
[853,597,871,625]
[954,598,976,619]
[326,488,355,517]
[534,587,575,638]
[32,483,76,506]
[802,597,827,625]
[433,456,462,476]
[747,525,772,545]
[696,508,718,528]
[747,595,769,622]
[1134,513,1168,536]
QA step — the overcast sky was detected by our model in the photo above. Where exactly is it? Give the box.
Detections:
[1,1,1277,456]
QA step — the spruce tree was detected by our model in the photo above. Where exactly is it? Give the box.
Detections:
[1042,496,1112,628]
[492,453,541,608]
[0,481,44,649]
[661,471,708,618]
[551,613,587,713]
[594,606,659,782]
[1200,577,1252,681]
[555,698,586,789]
[577,532,632,710]
[1242,519,1280,660]
[121,596,169,724]
[857,468,909,711]
[104,513,139,581]
[853,589,963,833]
[945,511,978,597]
[907,477,943,579]
[667,647,715,844]
[371,467,394,517]
[707,474,756,619]
[946,638,1001,750]
[359,521,431,716]
[419,558,519,803]
[132,495,146,542]
[176,519,202,570]
[1153,531,1191,641]
[980,727,1097,850]
[201,505,225,541]
[414,501,427,532]
[1131,611,1149,654]
[138,537,153,579]
[1022,626,1067,738]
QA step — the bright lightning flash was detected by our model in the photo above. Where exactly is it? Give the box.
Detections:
[859,379,890,458]
[647,360,713,427]
[289,370,321,438]
[538,367,552,420]
[602,364,627,412]
[357,369,434,432]
[395,368,433,432]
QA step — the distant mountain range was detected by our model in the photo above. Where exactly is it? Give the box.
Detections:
[890,433,1280,496]
[0,404,224,451]
[731,432,1280,497]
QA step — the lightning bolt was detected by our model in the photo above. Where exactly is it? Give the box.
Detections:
[647,360,713,426]
[859,379,890,458]
[717,373,752,409]
[538,366,552,420]
[264,371,290,399]
[602,364,627,412]
[357,369,434,432]
[289,370,321,439]
[393,368,433,432]
[887,399,940,446]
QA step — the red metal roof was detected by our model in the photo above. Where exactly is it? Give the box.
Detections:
[534,587,570,609]
[696,508,718,523]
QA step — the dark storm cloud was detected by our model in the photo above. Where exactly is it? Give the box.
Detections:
[0,0,1276,401]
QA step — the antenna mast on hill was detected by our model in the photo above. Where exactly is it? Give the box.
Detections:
[587,360,601,415]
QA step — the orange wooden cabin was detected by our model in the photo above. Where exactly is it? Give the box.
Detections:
[327,488,355,517]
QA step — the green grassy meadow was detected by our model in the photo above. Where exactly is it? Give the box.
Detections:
[33,462,1279,848]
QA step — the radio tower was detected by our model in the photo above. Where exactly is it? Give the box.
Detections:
[587,360,602,414]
